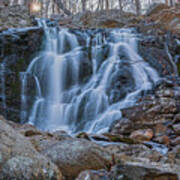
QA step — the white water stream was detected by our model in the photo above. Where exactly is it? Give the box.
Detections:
[21,20,160,134]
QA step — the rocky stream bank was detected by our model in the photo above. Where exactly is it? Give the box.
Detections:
[0,3,180,180]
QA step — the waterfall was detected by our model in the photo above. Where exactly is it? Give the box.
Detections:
[21,20,160,134]
[0,63,6,115]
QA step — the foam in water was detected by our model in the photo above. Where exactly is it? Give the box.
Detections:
[21,20,160,134]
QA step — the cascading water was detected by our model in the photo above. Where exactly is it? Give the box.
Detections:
[0,63,6,113]
[21,20,160,134]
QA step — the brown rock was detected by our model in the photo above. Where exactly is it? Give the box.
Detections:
[53,130,72,141]
[172,145,180,158]
[173,114,180,123]
[76,170,109,180]
[146,3,169,16]
[171,137,180,146]
[9,122,72,152]
[130,129,153,142]
[110,162,179,180]
[76,161,180,180]
[155,124,167,136]
[154,135,170,145]
[103,133,138,144]
[42,139,112,179]
[0,117,62,180]
[76,132,91,140]
[173,124,180,135]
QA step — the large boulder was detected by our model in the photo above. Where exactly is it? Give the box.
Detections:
[42,138,112,179]
[0,116,62,180]
[76,162,179,180]
[76,170,109,180]
[110,162,179,180]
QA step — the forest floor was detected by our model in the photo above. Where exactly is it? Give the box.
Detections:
[0,3,180,37]
[56,3,180,37]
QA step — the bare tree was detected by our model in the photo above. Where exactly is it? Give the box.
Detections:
[118,0,123,12]
[7,0,175,17]
[53,0,71,15]
[135,0,141,15]
[81,0,87,12]
[105,0,109,10]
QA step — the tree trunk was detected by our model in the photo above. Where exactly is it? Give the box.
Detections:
[135,0,141,15]
[100,0,104,10]
[54,0,71,15]
[105,0,109,10]
[118,0,123,12]
[169,0,174,6]
[81,0,86,12]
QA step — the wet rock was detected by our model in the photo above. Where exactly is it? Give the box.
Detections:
[53,130,73,141]
[110,79,180,139]
[76,170,109,180]
[108,66,135,104]
[110,162,179,180]
[154,135,170,146]
[23,127,72,152]
[42,139,112,179]
[155,124,167,137]
[103,133,139,144]
[171,137,180,146]
[173,114,180,123]
[130,129,153,142]
[91,134,110,142]
[172,145,180,159]
[76,132,91,140]
[173,124,180,135]
[0,27,43,123]
[0,116,62,180]
[76,161,180,180]
[6,120,73,153]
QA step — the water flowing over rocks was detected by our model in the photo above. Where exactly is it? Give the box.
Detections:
[0,3,180,180]
[110,78,180,153]
[0,26,43,122]
[20,21,164,134]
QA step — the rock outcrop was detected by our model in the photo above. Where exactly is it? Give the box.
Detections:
[0,5,33,32]
[0,116,62,180]
[110,77,180,147]
[76,162,179,180]
[0,27,43,122]
[42,139,112,179]
[0,116,113,180]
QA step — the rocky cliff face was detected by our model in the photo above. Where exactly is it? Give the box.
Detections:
[0,5,33,32]
[0,27,43,122]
